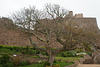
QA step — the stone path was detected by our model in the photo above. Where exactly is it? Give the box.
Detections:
[77,64,100,67]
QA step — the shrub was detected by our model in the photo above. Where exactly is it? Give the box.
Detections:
[11,56,21,66]
[56,53,61,57]
[0,45,3,48]
[86,52,92,56]
[54,60,57,63]
[3,46,13,51]
[75,49,83,53]
[53,64,60,67]
[33,50,40,55]
[25,48,36,55]
[27,49,33,55]
[36,51,40,54]
[0,65,2,67]
[62,52,67,57]
[0,54,10,64]
[43,61,50,67]
[26,45,30,53]
[5,62,14,67]
[20,61,29,66]
[33,50,37,55]
[0,54,13,67]
[0,48,13,54]
[13,46,21,51]
[67,51,77,57]
[41,52,48,55]
[46,65,50,67]
[61,51,77,57]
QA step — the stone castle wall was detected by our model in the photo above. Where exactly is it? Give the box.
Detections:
[71,18,99,32]
[65,11,99,32]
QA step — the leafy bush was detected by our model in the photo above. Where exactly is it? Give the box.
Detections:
[62,52,67,57]
[53,60,57,63]
[53,64,60,67]
[0,54,10,64]
[67,51,77,57]
[0,48,13,54]
[0,54,13,67]
[56,53,62,57]
[43,61,50,67]
[0,65,2,67]
[11,56,21,66]
[61,51,77,57]
[4,62,13,67]
[32,50,37,55]
[41,52,48,55]
[86,52,92,56]
[20,61,29,66]
[26,45,30,53]
[75,49,83,53]
[26,49,33,55]
[0,45,34,54]
[0,45,49,56]
[13,46,21,51]
[25,48,37,55]
[0,45,3,48]
[3,46,13,51]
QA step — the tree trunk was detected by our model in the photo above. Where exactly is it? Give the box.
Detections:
[49,54,55,67]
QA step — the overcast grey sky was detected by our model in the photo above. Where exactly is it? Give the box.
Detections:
[0,0,100,29]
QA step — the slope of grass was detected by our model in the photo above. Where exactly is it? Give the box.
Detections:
[55,57,81,61]
[19,62,74,67]
[19,63,43,67]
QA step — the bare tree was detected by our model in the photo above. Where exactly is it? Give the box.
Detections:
[10,6,43,31]
[44,3,69,19]
[10,4,98,67]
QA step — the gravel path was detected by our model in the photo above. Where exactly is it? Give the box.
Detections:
[77,64,100,67]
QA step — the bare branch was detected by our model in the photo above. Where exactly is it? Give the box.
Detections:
[56,37,65,45]
[29,36,47,52]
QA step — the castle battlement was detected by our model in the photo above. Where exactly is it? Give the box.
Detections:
[74,13,83,18]
[67,11,83,18]
[64,11,99,32]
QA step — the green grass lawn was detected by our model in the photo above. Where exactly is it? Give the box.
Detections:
[19,57,80,67]
[55,57,81,61]
[19,63,43,67]
[19,62,73,67]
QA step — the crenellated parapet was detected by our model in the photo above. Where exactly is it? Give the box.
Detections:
[64,11,99,32]
[74,13,83,18]
[65,11,83,18]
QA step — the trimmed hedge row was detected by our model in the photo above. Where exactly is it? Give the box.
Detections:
[0,45,91,57]
[0,45,48,55]
[0,45,33,50]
